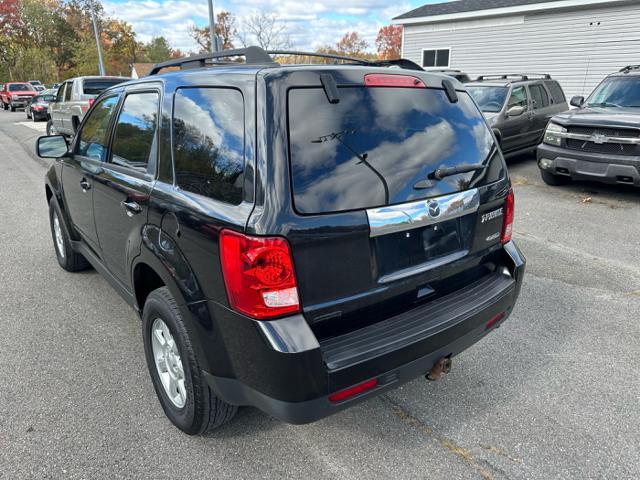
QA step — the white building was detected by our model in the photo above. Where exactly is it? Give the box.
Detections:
[394,0,640,99]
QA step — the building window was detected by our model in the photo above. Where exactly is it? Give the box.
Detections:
[422,49,450,68]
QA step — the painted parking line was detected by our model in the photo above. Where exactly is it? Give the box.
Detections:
[14,121,47,132]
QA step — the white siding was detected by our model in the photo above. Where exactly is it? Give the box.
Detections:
[402,2,640,99]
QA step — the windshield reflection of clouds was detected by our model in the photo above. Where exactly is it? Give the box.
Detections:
[289,88,497,214]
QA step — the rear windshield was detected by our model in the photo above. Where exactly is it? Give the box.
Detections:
[9,84,34,92]
[82,79,127,96]
[288,86,503,214]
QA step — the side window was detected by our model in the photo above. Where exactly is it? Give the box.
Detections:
[529,84,549,109]
[422,49,450,68]
[64,81,73,102]
[173,87,245,205]
[110,92,160,173]
[56,83,66,103]
[76,96,119,161]
[508,86,528,111]
[545,81,566,104]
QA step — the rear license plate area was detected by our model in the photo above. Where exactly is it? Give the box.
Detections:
[374,215,474,277]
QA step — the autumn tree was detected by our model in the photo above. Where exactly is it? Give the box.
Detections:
[236,12,290,50]
[191,11,236,52]
[375,25,402,60]
[335,32,368,56]
[315,32,375,62]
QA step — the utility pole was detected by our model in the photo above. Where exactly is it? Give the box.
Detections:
[89,0,106,76]
[207,0,219,52]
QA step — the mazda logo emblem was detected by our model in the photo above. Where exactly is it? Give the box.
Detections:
[427,200,440,218]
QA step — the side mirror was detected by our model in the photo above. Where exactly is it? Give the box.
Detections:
[570,96,584,107]
[506,105,525,117]
[36,135,69,159]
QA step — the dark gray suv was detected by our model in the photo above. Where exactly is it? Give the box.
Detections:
[467,75,568,157]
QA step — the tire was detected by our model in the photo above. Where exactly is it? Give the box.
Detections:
[48,198,91,272]
[9,105,15,112]
[71,117,79,133]
[46,120,55,136]
[142,287,237,435]
[540,169,571,186]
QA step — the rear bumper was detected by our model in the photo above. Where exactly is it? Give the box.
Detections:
[204,241,526,424]
[537,143,640,187]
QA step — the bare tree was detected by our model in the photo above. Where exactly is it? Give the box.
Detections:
[236,12,290,50]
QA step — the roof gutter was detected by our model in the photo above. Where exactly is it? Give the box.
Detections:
[392,0,631,25]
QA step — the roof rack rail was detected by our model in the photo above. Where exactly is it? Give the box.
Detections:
[268,50,423,71]
[619,65,640,73]
[149,46,424,75]
[476,73,551,81]
[149,46,277,75]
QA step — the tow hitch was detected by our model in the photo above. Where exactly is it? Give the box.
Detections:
[426,357,452,381]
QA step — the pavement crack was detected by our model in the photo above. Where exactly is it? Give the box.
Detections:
[380,395,498,480]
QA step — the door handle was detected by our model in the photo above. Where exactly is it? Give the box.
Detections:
[121,200,142,217]
[80,178,91,191]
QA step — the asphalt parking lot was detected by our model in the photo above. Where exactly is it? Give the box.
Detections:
[0,109,638,480]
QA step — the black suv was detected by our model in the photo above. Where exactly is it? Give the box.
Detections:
[537,65,640,187]
[38,47,525,435]
[467,74,568,157]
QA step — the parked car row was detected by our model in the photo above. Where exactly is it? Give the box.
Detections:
[440,66,640,189]
[1,76,129,127]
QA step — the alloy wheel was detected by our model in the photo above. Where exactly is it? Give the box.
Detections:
[151,318,187,409]
[53,212,65,259]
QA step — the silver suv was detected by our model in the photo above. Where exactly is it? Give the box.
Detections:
[467,74,569,157]
[47,76,128,137]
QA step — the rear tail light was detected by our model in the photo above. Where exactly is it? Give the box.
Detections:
[219,230,300,320]
[364,73,426,88]
[328,378,378,403]
[88,97,95,107]
[501,188,514,244]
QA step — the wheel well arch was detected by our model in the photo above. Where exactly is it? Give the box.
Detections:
[133,262,166,312]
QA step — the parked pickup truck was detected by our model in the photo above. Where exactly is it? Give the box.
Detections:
[47,76,128,137]
[1,82,38,111]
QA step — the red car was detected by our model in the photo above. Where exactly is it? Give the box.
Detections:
[1,82,38,111]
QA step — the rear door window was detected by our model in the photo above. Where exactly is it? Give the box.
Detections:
[110,92,159,173]
[173,87,245,205]
[529,84,549,109]
[288,86,503,214]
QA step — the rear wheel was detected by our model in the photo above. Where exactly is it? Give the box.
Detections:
[46,120,56,136]
[540,169,571,186]
[9,105,15,112]
[142,287,237,435]
[48,198,91,272]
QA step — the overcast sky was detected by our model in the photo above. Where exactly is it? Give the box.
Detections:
[103,0,442,52]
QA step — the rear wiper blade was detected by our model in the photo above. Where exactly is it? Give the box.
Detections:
[428,163,487,180]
